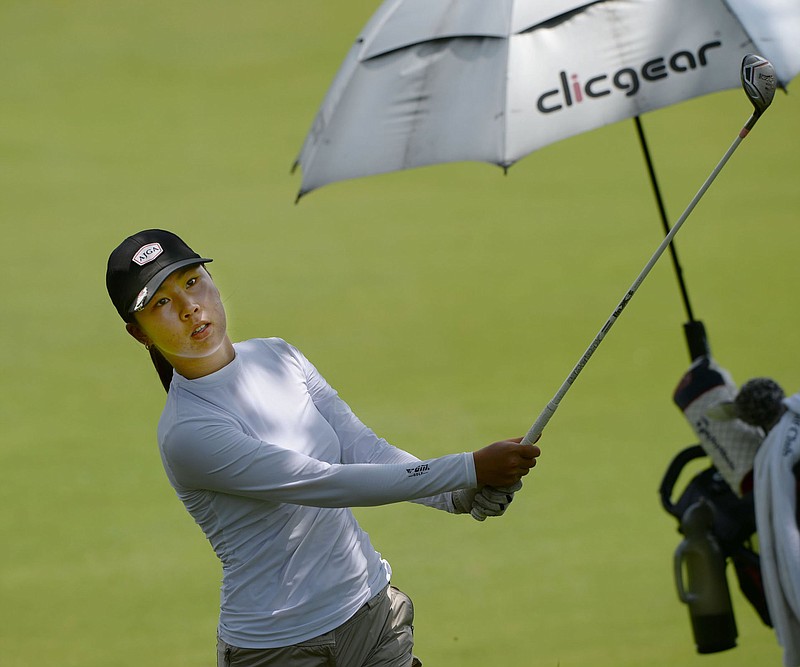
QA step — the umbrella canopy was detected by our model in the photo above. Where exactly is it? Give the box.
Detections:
[294,0,800,197]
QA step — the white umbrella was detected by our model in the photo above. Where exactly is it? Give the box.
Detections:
[294,0,800,196]
[295,0,799,359]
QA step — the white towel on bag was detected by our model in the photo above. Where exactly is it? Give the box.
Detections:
[755,394,800,667]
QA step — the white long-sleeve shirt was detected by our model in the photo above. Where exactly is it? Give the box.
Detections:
[157,337,476,648]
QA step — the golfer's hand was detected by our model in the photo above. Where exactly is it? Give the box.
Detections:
[470,480,523,520]
[450,488,478,514]
[472,438,540,487]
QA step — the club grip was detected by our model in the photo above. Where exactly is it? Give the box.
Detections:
[683,320,710,361]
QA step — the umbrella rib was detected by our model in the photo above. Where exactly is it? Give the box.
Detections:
[517,1,605,34]
[500,34,509,168]
[500,3,514,169]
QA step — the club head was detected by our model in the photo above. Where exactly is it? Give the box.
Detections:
[741,54,776,116]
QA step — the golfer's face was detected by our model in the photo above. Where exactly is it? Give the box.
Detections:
[134,264,230,376]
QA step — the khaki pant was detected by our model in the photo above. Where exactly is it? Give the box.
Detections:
[217,585,423,667]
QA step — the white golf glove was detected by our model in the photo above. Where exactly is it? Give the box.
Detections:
[451,488,478,514]
[452,482,523,520]
[471,482,522,520]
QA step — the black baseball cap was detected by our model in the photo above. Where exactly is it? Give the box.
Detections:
[106,229,213,322]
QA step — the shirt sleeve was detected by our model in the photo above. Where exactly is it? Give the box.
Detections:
[290,342,467,511]
[160,417,476,508]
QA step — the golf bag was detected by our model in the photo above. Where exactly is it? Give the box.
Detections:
[660,445,772,653]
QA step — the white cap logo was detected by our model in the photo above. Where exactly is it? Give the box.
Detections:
[132,243,163,266]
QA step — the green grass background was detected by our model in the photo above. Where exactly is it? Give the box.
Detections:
[2,2,798,665]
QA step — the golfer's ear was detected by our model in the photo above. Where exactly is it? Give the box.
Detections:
[126,322,150,348]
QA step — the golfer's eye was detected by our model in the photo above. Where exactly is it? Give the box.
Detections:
[154,297,170,307]
[186,277,198,288]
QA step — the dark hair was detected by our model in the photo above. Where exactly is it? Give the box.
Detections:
[149,346,174,392]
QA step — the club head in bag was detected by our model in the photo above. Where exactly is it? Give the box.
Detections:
[741,54,776,117]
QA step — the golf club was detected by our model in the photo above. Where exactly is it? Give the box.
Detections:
[521,55,775,444]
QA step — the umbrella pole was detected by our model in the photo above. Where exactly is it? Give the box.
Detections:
[634,116,710,361]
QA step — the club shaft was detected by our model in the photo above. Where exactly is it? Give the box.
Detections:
[521,113,757,447]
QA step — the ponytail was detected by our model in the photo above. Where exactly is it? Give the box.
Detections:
[148,346,174,392]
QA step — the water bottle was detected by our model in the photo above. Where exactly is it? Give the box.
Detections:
[673,498,738,653]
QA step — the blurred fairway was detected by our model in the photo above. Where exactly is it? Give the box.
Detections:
[1,2,798,665]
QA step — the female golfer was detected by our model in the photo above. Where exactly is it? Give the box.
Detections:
[106,229,540,667]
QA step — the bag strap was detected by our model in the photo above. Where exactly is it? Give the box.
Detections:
[659,444,707,518]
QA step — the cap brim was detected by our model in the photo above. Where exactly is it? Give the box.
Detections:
[129,257,213,316]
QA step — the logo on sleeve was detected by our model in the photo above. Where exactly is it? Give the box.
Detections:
[406,464,430,478]
[132,243,163,266]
